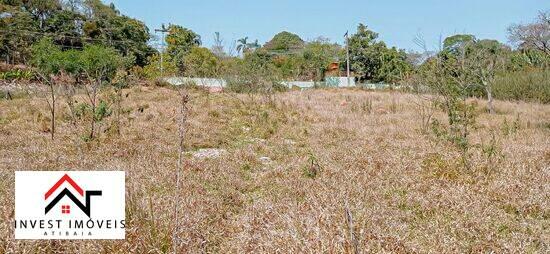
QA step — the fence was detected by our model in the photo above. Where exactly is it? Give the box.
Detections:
[164,76,369,90]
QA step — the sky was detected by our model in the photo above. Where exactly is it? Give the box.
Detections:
[105,0,548,52]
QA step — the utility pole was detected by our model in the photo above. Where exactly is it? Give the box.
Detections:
[345,31,351,86]
[155,24,169,77]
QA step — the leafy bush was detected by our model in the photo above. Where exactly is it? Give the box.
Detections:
[225,50,290,94]
[493,69,550,104]
[184,47,220,77]
[143,53,178,79]
[0,69,35,81]
[74,102,91,119]
[74,101,111,122]
[95,100,112,122]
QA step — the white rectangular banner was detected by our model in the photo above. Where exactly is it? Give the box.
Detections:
[15,171,125,239]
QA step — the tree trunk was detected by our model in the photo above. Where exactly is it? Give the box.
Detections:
[485,82,495,114]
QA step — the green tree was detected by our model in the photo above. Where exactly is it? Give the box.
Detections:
[236,36,260,55]
[44,9,85,48]
[377,47,412,83]
[30,37,83,139]
[442,34,476,56]
[264,31,304,53]
[19,0,61,29]
[419,43,478,166]
[183,47,219,77]
[236,36,249,54]
[349,24,384,82]
[30,37,63,139]
[79,44,126,139]
[226,49,283,93]
[468,39,510,114]
[165,24,201,72]
[1,0,154,65]
[437,34,512,112]
[0,3,39,63]
[1,1,79,63]
[348,24,411,83]
[82,0,154,66]
[508,48,550,70]
[142,53,178,79]
[271,54,303,80]
[300,38,340,81]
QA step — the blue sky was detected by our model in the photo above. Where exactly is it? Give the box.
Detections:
[106,0,548,52]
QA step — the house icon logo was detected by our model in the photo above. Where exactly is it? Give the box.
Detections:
[44,174,102,217]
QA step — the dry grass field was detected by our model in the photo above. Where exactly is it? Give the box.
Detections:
[0,87,548,253]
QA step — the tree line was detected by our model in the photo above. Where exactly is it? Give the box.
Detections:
[0,0,154,65]
[0,1,548,103]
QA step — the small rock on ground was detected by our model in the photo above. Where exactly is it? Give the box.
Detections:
[259,156,272,164]
[192,148,227,159]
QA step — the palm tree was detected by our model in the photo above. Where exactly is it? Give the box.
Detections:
[236,37,249,54]
[237,37,262,55]
[249,39,261,50]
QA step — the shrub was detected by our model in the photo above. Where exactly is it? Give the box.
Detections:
[0,69,35,81]
[143,53,178,79]
[493,69,550,104]
[74,100,112,124]
[184,47,220,77]
[224,50,287,94]
[95,100,112,122]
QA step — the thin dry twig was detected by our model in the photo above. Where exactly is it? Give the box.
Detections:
[173,88,189,253]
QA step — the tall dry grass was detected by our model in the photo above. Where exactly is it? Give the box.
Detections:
[0,86,548,253]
